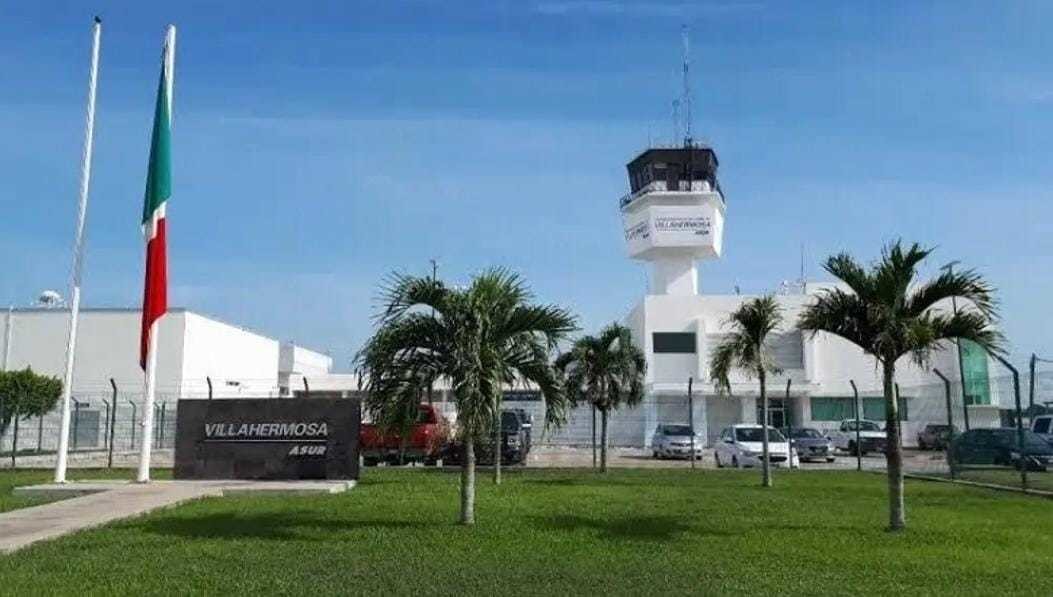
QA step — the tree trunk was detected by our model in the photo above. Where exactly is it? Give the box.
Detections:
[883,359,905,531]
[460,435,476,525]
[493,392,501,485]
[600,408,609,473]
[759,369,772,488]
[591,404,597,469]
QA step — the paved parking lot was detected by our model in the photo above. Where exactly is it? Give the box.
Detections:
[526,445,952,474]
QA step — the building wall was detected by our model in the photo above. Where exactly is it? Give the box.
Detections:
[624,291,1003,447]
[179,312,281,398]
[1,309,187,397]
[0,308,284,399]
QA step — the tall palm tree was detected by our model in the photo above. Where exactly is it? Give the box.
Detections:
[710,296,784,488]
[355,269,576,525]
[555,323,646,473]
[798,241,1002,531]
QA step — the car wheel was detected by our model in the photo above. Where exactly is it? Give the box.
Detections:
[826,457,835,463]
[652,450,658,459]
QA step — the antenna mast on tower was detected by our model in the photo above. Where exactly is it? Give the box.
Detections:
[681,24,692,146]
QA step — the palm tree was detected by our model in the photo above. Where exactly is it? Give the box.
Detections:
[555,323,646,473]
[710,296,784,488]
[798,241,1002,531]
[355,268,576,525]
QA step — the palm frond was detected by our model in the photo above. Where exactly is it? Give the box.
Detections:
[905,267,998,319]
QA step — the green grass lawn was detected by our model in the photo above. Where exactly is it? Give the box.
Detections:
[0,468,170,514]
[1,468,1051,595]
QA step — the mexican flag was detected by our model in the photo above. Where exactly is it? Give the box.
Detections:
[140,30,174,370]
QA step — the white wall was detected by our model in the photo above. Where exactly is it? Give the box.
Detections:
[180,312,280,398]
[0,309,187,398]
[0,308,284,400]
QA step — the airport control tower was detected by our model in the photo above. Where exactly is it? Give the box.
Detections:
[620,27,725,297]
[620,144,725,296]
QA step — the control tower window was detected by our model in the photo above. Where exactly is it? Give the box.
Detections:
[653,332,696,353]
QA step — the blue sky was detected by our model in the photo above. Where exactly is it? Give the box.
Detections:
[1,1,1052,370]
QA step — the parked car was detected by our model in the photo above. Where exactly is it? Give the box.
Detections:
[949,428,1053,471]
[828,419,887,455]
[917,423,957,450]
[651,424,704,460]
[714,424,797,469]
[783,427,835,463]
[443,409,533,466]
[1031,415,1053,444]
[360,403,451,466]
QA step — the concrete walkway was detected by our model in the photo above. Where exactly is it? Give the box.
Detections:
[0,479,354,554]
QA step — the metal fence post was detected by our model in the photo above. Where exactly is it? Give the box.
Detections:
[0,391,5,460]
[102,399,110,449]
[1030,354,1037,414]
[785,379,793,469]
[127,399,137,450]
[933,368,956,480]
[107,379,117,468]
[688,377,695,470]
[850,379,861,472]
[71,397,83,451]
[990,355,1027,490]
[11,413,19,468]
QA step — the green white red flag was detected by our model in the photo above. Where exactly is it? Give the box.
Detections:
[140,30,174,369]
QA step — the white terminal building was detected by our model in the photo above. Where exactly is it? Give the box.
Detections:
[610,142,1006,447]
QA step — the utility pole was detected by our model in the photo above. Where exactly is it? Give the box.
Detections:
[940,261,970,429]
[428,259,437,406]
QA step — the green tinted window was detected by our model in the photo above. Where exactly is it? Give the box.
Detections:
[810,397,853,421]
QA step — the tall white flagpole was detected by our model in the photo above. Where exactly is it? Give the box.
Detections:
[55,17,102,484]
[137,25,175,483]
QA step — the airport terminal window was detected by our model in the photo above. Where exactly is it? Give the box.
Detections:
[811,396,909,421]
[810,397,853,421]
[653,332,696,353]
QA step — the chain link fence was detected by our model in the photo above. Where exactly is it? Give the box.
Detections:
[5,367,1053,495]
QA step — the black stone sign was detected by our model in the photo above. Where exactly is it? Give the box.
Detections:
[173,398,360,480]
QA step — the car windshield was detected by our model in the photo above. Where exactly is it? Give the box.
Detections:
[844,421,881,431]
[735,428,786,442]
[501,411,521,430]
[662,425,694,436]
[790,428,822,439]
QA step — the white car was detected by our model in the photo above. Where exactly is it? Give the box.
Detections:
[714,424,798,469]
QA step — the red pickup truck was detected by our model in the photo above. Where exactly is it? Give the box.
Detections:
[360,403,451,465]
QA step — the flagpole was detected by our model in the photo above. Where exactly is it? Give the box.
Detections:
[137,25,176,483]
[55,17,102,484]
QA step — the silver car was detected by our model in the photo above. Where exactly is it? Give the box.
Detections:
[784,427,835,463]
[651,424,704,460]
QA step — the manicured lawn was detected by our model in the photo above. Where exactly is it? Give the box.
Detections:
[0,468,1051,594]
